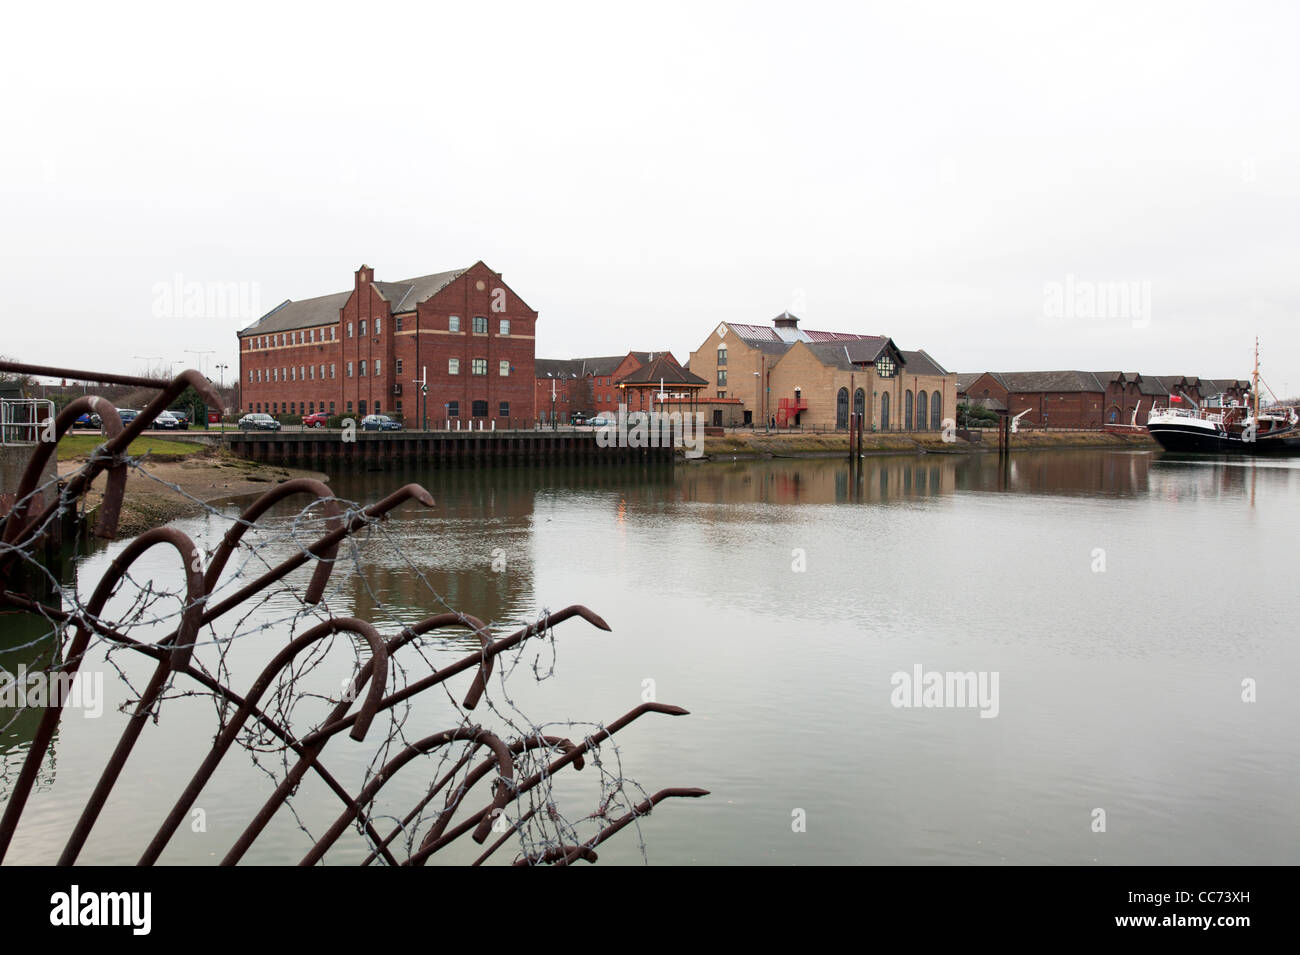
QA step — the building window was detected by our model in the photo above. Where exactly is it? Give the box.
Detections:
[449,315,461,332]
[836,387,849,429]
[330,363,336,378]
[347,362,353,377]
[395,400,402,415]
[448,358,460,375]
[359,319,367,336]
[717,346,727,366]
[319,364,325,379]
[717,391,726,399]
[375,317,381,334]
[395,316,403,332]
[396,359,403,375]
[931,391,942,430]
[876,355,895,378]
[916,390,928,430]
[472,358,487,375]
[360,360,367,377]
[347,322,353,338]
[248,369,253,383]
[375,401,381,413]
[881,392,890,430]
[309,365,314,380]
[905,390,914,430]
[375,359,381,376]
[290,401,296,414]
[717,369,727,386]
[499,360,510,376]
[347,401,353,413]
[472,399,488,417]
[854,388,865,422]
[499,319,510,336]
[329,401,335,414]
[473,316,487,334]
[299,365,305,380]
[447,400,459,417]
[499,401,509,417]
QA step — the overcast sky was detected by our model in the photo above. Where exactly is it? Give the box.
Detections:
[4,1,1298,394]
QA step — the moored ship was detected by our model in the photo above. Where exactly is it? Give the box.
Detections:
[1146,340,1300,453]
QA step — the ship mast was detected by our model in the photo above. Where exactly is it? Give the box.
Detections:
[1252,337,1260,431]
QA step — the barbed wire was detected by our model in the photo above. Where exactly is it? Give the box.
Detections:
[0,416,704,866]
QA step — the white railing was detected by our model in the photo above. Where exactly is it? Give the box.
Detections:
[0,398,54,446]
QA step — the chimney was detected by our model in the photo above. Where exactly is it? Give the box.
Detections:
[774,310,799,330]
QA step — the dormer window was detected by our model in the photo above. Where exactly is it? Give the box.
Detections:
[875,355,896,378]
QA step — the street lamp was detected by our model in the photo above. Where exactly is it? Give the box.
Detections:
[215,363,228,388]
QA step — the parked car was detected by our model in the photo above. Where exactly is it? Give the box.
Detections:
[361,414,402,431]
[73,412,101,429]
[153,411,182,430]
[166,409,191,429]
[586,415,615,428]
[116,409,139,425]
[238,413,281,431]
[303,412,329,428]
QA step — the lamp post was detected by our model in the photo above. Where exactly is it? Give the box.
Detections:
[215,363,228,388]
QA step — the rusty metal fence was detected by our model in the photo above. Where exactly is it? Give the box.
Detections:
[0,361,705,865]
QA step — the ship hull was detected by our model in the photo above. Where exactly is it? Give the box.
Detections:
[1148,422,1300,454]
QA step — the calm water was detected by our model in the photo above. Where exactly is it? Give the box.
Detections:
[4,449,1299,865]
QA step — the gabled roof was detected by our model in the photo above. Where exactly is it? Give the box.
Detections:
[955,373,984,394]
[239,266,470,336]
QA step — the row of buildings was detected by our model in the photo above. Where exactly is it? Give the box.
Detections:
[237,261,959,432]
[958,371,1252,429]
[234,260,1247,433]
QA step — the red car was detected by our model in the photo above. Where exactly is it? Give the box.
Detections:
[303,412,330,428]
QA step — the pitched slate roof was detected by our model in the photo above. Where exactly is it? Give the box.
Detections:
[955,373,984,394]
[239,267,469,336]
[536,359,584,379]
[992,371,1106,393]
[901,349,950,377]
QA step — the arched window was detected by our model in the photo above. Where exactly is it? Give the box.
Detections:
[880,392,890,430]
[853,388,865,424]
[836,387,849,428]
[931,391,942,430]
[905,390,914,430]
[916,390,928,430]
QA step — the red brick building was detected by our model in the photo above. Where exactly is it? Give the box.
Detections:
[958,370,1251,429]
[534,351,675,424]
[238,262,536,427]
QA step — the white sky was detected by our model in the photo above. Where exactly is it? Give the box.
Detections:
[3,1,1298,394]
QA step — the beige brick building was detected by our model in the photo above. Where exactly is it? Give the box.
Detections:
[688,312,957,431]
